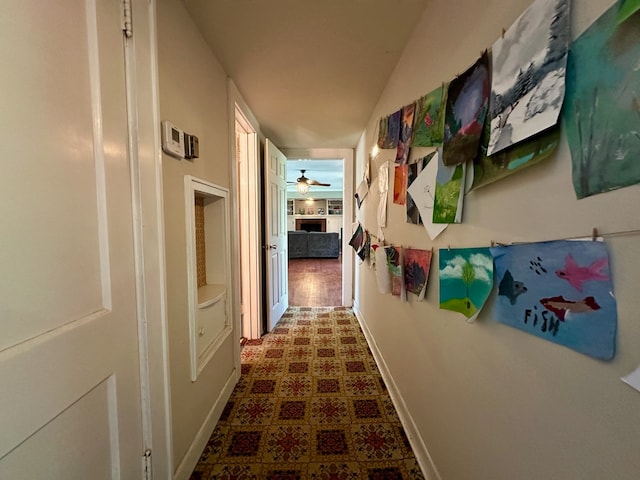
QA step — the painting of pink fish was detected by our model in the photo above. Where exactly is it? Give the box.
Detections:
[491,240,617,360]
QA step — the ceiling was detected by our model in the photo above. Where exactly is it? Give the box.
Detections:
[183,0,428,149]
[286,159,344,197]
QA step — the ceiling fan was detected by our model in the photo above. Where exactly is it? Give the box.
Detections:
[288,169,331,194]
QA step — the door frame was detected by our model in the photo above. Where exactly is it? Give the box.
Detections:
[283,148,354,307]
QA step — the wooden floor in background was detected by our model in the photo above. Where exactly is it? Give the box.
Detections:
[288,257,342,306]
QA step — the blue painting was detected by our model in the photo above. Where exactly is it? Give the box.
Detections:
[491,240,617,360]
[564,0,640,198]
[439,247,493,321]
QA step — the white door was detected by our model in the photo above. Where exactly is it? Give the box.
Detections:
[264,139,289,331]
[0,2,144,478]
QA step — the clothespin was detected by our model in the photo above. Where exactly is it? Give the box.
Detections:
[501,28,506,38]
[490,240,495,247]
[592,228,598,241]
[448,244,451,251]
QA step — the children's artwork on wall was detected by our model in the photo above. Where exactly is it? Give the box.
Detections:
[490,240,617,360]
[564,1,640,199]
[355,179,369,209]
[433,150,466,224]
[406,151,448,239]
[617,0,640,23]
[374,245,391,294]
[380,110,402,149]
[358,230,371,261]
[393,165,408,205]
[406,152,435,224]
[404,248,433,300]
[377,116,388,149]
[348,223,364,254]
[411,84,447,147]
[385,246,405,299]
[377,162,389,240]
[439,247,493,322]
[396,103,415,164]
[488,0,570,156]
[442,51,490,166]
[471,112,560,190]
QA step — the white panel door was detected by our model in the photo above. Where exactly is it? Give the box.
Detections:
[0,1,143,478]
[264,139,289,331]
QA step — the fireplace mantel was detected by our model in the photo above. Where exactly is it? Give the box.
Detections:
[295,218,326,232]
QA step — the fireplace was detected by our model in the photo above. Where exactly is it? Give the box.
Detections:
[295,218,326,232]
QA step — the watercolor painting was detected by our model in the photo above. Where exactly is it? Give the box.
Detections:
[471,111,560,190]
[439,247,493,321]
[348,223,364,253]
[411,84,447,147]
[442,51,490,166]
[380,109,401,149]
[433,150,466,224]
[491,240,617,360]
[564,1,640,198]
[396,103,416,164]
[618,0,640,23]
[406,153,435,224]
[488,0,570,156]
[404,248,432,299]
[406,151,448,239]
[385,246,404,297]
[393,165,409,205]
[377,116,388,149]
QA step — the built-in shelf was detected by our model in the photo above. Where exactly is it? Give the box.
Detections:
[197,283,226,308]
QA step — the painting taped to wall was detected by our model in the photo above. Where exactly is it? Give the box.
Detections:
[487,0,570,156]
[404,248,432,300]
[393,165,409,205]
[564,1,640,198]
[442,51,490,166]
[491,240,617,360]
[439,247,493,321]
[411,84,447,147]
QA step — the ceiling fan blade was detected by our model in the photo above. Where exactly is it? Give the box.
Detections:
[307,179,331,186]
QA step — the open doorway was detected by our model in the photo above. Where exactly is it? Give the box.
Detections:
[286,159,343,307]
[284,154,354,307]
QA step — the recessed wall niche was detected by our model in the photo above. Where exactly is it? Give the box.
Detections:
[184,175,231,381]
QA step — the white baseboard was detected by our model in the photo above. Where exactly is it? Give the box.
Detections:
[173,370,238,480]
[352,302,441,480]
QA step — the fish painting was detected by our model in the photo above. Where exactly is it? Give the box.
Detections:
[555,254,609,292]
[540,295,601,321]
[498,269,528,305]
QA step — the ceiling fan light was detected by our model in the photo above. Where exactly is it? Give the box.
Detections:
[296,182,310,194]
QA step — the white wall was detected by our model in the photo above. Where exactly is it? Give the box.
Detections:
[156,0,237,476]
[354,0,640,479]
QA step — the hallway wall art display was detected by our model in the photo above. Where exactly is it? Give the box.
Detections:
[491,240,617,360]
[487,0,570,156]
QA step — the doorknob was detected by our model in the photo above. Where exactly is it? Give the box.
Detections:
[263,244,277,250]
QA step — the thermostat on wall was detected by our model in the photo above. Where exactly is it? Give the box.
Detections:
[161,120,185,158]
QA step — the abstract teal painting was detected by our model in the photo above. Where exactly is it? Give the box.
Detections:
[491,240,617,360]
[439,247,493,321]
[564,0,640,198]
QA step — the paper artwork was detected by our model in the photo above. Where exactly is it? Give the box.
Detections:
[491,240,617,360]
[348,223,364,253]
[471,113,560,190]
[433,150,466,224]
[411,84,447,147]
[385,246,405,299]
[406,151,448,240]
[621,364,640,394]
[488,0,570,156]
[404,248,432,300]
[379,110,401,149]
[442,51,490,166]
[377,116,388,149]
[564,1,640,198]
[393,165,408,205]
[374,245,391,294]
[439,247,493,321]
[396,103,415,164]
[355,179,369,209]
[618,0,640,23]
[377,162,389,240]
[406,152,435,224]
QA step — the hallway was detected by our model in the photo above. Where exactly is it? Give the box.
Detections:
[190,307,424,479]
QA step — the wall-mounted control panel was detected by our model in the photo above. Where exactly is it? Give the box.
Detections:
[161,120,185,158]
[185,133,199,160]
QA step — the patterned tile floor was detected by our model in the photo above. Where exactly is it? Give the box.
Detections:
[190,307,424,480]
